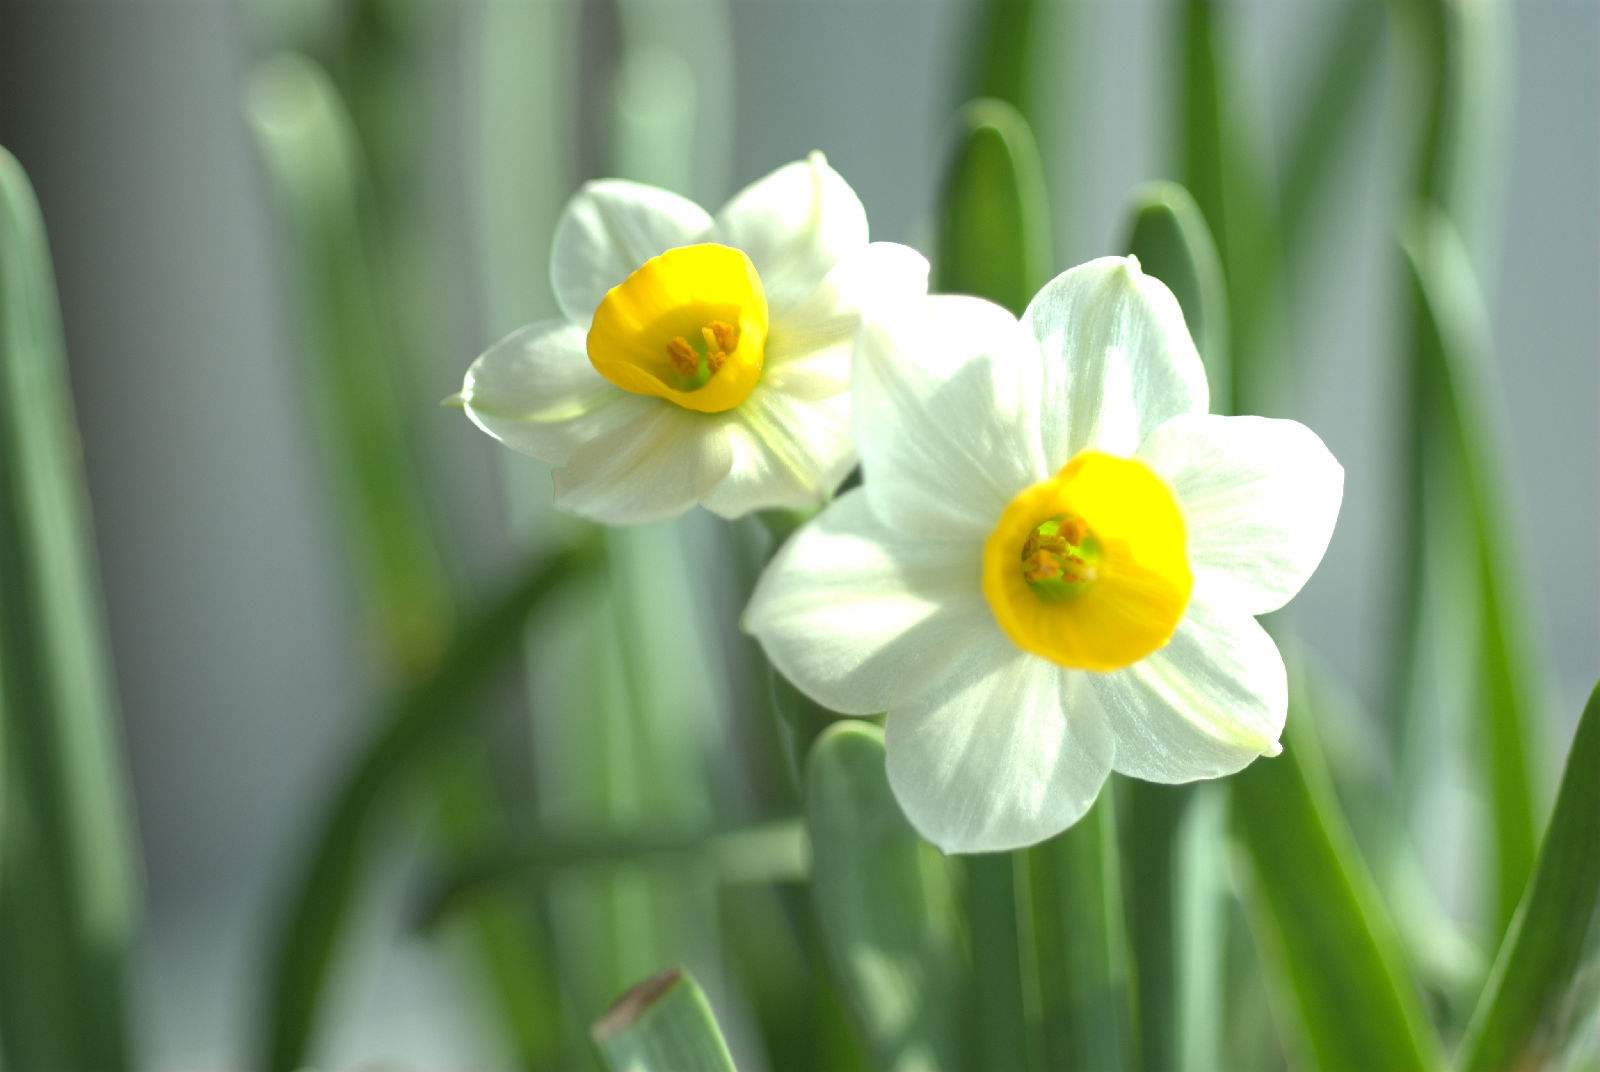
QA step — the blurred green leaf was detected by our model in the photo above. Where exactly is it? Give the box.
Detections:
[419,818,809,927]
[1277,1,1388,259]
[248,52,564,1068]
[1457,681,1600,1071]
[1232,664,1442,1070]
[805,722,971,1072]
[966,0,1039,122]
[0,146,141,1072]
[247,52,447,669]
[1117,183,1228,1072]
[260,543,596,1072]
[1025,794,1139,1071]
[1122,180,1230,411]
[1173,786,1229,1072]
[934,98,1051,316]
[1176,0,1279,412]
[592,967,737,1072]
[1401,206,1545,939]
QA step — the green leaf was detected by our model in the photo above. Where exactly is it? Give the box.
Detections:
[1400,206,1545,939]
[247,52,564,1068]
[0,145,141,1072]
[1231,662,1442,1070]
[966,0,1040,121]
[592,967,738,1072]
[1117,183,1227,1071]
[1277,0,1388,259]
[259,543,596,1072]
[1175,0,1278,412]
[1024,793,1139,1070]
[805,722,970,1072]
[246,52,449,670]
[1121,179,1230,410]
[1457,681,1600,1072]
[418,818,809,928]
[933,98,1051,316]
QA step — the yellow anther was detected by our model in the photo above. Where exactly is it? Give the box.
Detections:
[666,336,698,377]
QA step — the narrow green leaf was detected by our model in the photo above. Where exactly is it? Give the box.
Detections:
[1401,206,1545,939]
[418,819,809,927]
[0,146,141,1072]
[1232,663,1442,1070]
[966,0,1039,120]
[1173,786,1229,1072]
[1114,182,1229,1072]
[246,52,448,670]
[962,853,1034,1072]
[805,722,970,1072]
[1121,179,1230,410]
[1176,0,1279,411]
[1277,0,1388,259]
[1457,681,1600,1071]
[247,52,563,1068]
[1025,793,1139,1070]
[592,967,737,1072]
[260,543,596,1072]
[933,98,1051,316]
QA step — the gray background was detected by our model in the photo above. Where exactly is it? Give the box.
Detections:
[2,1,1596,1067]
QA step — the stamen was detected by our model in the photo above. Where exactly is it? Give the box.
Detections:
[666,336,698,378]
[1020,514,1098,599]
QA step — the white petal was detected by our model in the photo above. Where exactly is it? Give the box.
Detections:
[766,241,931,368]
[550,401,732,525]
[1096,601,1287,783]
[1138,414,1344,615]
[549,179,712,324]
[1021,256,1210,461]
[885,645,1115,853]
[460,321,640,467]
[701,383,855,518]
[743,490,990,716]
[712,152,869,313]
[855,295,1048,536]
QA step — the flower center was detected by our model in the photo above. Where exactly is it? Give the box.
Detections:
[982,451,1193,672]
[587,243,768,414]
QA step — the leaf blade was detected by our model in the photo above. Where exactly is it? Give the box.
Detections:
[1458,682,1600,1072]
[805,722,970,1072]
[593,967,738,1072]
[0,145,141,1072]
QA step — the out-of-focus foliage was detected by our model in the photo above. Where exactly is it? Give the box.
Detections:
[0,147,141,1072]
[592,968,738,1072]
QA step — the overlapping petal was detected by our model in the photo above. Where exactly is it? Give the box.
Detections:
[712,152,869,313]
[885,646,1114,853]
[743,491,989,716]
[460,320,639,466]
[1021,256,1209,461]
[855,295,1047,536]
[550,180,712,324]
[1094,601,1288,782]
[1138,413,1345,615]
[550,401,731,525]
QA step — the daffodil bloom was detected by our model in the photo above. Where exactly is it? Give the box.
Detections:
[745,257,1344,853]
[458,153,928,523]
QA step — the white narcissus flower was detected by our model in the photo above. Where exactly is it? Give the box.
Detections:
[744,257,1345,854]
[458,152,929,524]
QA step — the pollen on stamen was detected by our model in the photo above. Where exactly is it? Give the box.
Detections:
[666,336,698,377]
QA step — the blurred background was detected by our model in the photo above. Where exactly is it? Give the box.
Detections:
[0,0,1595,1068]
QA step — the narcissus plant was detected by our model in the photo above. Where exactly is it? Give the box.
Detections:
[457,153,927,523]
[746,257,1344,853]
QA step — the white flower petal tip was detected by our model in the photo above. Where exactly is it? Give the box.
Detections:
[1262,738,1284,758]
[1022,256,1210,460]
